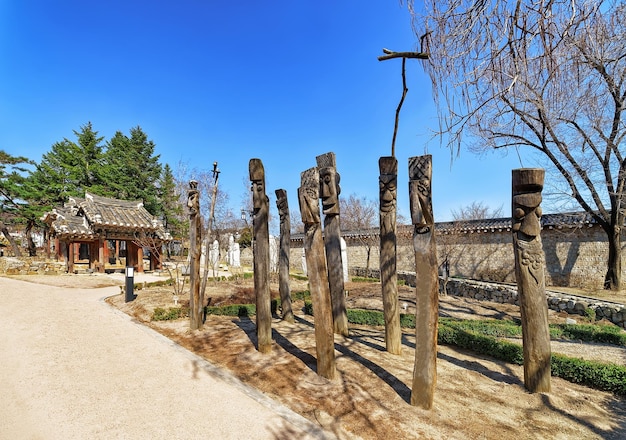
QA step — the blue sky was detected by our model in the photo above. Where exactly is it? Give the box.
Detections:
[0,0,530,223]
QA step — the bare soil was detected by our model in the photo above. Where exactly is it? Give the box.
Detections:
[11,273,626,439]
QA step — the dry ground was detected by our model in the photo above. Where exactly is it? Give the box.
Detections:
[9,273,626,439]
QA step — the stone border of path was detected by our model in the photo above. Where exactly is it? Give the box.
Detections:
[102,294,338,440]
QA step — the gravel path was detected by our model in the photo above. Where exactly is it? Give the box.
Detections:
[0,277,336,440]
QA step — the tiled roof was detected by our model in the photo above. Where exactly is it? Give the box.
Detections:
[43,193,170,240]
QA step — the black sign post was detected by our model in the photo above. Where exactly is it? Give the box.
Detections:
[125,266,135,303]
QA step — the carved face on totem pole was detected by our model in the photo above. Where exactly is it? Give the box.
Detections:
[275,189,288,222]
[249,159,268,216]
[408,155,434,233]
[187,180,199,215]
[512,168,545,285]
[379,157,398,214]
[316,152,341,216]
[298,167,321,226]
[512,169,544,241]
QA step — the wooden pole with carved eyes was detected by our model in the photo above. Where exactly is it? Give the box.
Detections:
[249,159,272,354]
[275,188,294,323]
[187,180,204,330]
[379,156,401,354]
[299,167,336,380]
[408,155,439,409]
[512,168,551,393]
[316,152,349,337]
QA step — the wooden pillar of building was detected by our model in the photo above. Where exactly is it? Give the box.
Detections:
[55,238,62,261]
[137,245,144,273]
[98,238,107,273]
[68,241,75,273]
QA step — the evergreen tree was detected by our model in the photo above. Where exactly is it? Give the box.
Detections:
[104,126,162,214]
[159,164,185,257]
[33,122,106,203]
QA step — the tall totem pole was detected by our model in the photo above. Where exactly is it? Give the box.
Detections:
[512,168,551,393]
[379,156,401,354]
[275,188,294,323]
[316,152,349,337]
[298,167,336,380]
[408,155,439,409]
[187,180,204,330]
[249,159,272,354]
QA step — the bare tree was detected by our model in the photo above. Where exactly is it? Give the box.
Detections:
[410,0,626,290]
[451,201,503,221]
[341,194,378,277]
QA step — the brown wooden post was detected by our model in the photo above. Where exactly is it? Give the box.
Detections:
[408,155,439,409]
[299,167,336,380]
[316,152,349,337]
[98,238,106,273]
[55,238,61,261]
[379,156,401,354]
[250,159,272,353]
[512,168,551,393]
[275,189,294,323]
[67,241,75,273]
[187,180,204,330]
[137,245,144,273]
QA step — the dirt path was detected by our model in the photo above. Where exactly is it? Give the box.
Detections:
[5,274,626,439]
[0,277,336,440]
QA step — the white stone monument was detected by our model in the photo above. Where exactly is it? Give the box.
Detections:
[340,237,349,282]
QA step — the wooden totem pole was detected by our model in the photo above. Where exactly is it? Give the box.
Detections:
[249,159,272,354]
[316,152,349,337]
[187,180,204,330]
[408,155,439,409]
[298,167,336,380]
[275,188,294,323]
[379,156,401,354]
[512,168,551,393]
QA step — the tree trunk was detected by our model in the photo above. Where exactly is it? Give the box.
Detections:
[1,222,21,257]
[25,220,37,257]
[604,222,622,290]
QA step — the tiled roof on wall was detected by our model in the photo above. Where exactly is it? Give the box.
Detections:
[291,211,598,242]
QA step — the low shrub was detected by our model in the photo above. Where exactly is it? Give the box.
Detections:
[152,306,188,321]
[206,304,256,317]
[550,323,626,346]
[351,276,379,283]
[551,354,626,395]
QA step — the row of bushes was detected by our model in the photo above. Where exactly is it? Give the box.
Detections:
[309,304,626,396]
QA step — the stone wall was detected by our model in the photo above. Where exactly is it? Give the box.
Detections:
[350,267,626,329]
[291,224,624,289]
[0,257,67,275]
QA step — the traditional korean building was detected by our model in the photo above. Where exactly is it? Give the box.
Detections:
[42,193,171,273]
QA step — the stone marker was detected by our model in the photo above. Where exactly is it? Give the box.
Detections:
[275,188,294,323]
[512,168,551,393]
[249,159,272,354]
[316,152,349,337]
[379,156,401,354]
[187,180,204,330]
[298,167,336,380]
[408,155,439,409]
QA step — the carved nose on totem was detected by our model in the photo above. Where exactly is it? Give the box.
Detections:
[520,211,541,237]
